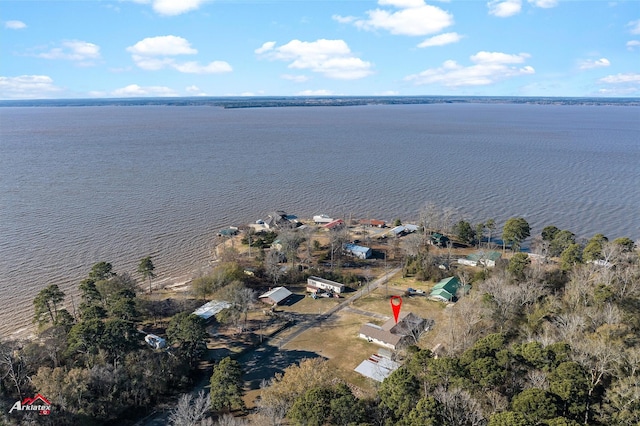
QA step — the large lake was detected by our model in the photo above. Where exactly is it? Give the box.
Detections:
[1,103,639,337]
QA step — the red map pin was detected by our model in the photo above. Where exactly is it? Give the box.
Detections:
[390,296,402,323]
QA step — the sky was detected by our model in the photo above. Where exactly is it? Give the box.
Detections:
[1,0,639,99]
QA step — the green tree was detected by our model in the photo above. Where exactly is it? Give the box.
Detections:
[549,361,589,420]
[582,233,608,262]
[378,367,421,422]
[454,220,475,245]
[507,252,531,280]
[33,284,66,327]
[89,261,116,281]
[612,236,635,252]
[486,218,497,247]
[541,225,560,242]
[209,356,245,412]
[550,230,576,257]
[512,388,560,423]
[166,312,207,367]
[488,411,531,426]
[288,386,332,426]
[66,318,105,361]
[502,217,531,252]
[560,244,583,271]
[138,256,156,294]
[400,396,443,426]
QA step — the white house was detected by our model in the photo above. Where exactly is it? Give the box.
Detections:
[307,276,345,294]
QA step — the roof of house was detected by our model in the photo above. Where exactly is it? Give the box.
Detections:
[344,243,372,253]
[324,219,345,229]
[429,288,455,301]
[359,219,386,227]
[259,286,292,304]
[359,312,425,347]
[430,277,461,301]
[467,251,502,262]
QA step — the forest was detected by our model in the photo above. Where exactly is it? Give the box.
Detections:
[0,211,638,426]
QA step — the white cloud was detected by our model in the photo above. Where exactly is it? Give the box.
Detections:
[528,0,558,8]
[127,35,197,56]
[254,41,276,55]
[112,84,178,97]
[405,51,534,87]
[578,58,610,70]
[186,85,207,96]
[627,40,640,50]
[417,32,463,47]
[332,15,355,24]
[256,39,373,80]
[488,0,522,17]
[0,75,62,99]
[127,35,231,74]
[597,73,640,95]
[599,73,640,84]
[628,19,640,35]
[335,1,453,36]
[4,20,26,29]
[128,0,208,16]
[173,61,232,74]
[35,40,101,64]
[282,74,310,83]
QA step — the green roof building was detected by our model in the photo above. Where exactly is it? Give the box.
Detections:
[429,276,462,302]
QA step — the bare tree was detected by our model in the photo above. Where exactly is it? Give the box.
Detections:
[169,390,212,426]
[433,386,486,426]
[264,249,284,286]
[0,340,29,399]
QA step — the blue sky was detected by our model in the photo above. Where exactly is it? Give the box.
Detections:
[1,0,639,99]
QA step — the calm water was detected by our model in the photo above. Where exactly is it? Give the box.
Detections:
[1,103,639,337]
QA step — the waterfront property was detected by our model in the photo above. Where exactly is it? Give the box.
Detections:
[458,251,502,268]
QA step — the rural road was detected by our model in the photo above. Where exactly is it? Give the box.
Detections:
[136,267,401,425]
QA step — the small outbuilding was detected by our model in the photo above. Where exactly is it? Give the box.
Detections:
[354,353,401,382]
[193,300,232,321]
[259,286,293,305]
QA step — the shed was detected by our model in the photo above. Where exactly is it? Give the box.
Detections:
[354,354,401,382]
[259,287,293,305]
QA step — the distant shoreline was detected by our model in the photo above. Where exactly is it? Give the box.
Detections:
[1,95,639,108]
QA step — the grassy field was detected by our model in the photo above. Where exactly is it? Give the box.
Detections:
[277,270,454,395]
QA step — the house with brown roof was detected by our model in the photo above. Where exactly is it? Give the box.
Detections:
[358,312,429,350]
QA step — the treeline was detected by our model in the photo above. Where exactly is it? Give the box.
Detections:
[0,259,209,425]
